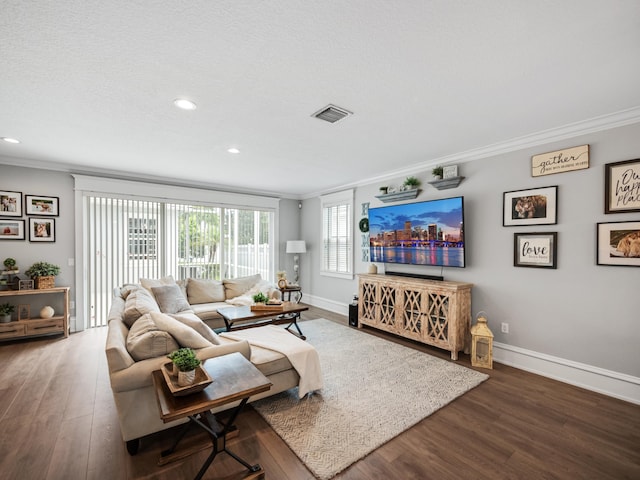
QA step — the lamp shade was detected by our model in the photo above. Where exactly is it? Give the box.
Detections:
[286,240,307,254]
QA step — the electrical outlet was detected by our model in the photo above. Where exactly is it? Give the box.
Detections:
[501,322,509,334]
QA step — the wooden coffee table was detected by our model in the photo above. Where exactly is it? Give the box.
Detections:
[217,302,309,339]
[152,352,272,480]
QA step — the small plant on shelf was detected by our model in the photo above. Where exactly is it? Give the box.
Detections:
[252,292,269,304]
[0,303,14,322]
[432,166,444,179]
[25,261,61,277]
[25,261,61,289]
[403,176,421,189]
[3,258,17,271]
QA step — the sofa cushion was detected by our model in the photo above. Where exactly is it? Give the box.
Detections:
[187,278,225,304]
[140,275,176,294]
[151,284,191,314]
[150,312,213,349]
[123,287,160,327]
[223,274,262,299]
[169,311,221,345]
[126,313,179,361]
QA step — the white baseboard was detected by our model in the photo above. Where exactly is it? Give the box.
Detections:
[304,295,640,405]
[494,342,640,405]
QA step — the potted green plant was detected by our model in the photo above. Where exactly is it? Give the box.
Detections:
[168,347,202,386]
[252,292,269,304]
[0,303,15,323]
[432,166,444,180]
[3,257,17,271]
[25,261,61,289]
[403,176,421,189]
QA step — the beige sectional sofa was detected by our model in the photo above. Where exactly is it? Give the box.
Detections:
[105,274,298,454]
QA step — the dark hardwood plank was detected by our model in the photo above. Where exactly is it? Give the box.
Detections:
[0,304,638,479]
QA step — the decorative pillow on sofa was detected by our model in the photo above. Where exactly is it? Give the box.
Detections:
[150,312,213,349]
[223,274,262,299]
[187,278,226,304]
[123,287,161,328]
[151,284,191,314]
[126,313,179,361]
[140,275,176,294]
[169,312,221,345]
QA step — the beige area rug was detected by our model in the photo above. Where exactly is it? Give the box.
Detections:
[252,318,489,480]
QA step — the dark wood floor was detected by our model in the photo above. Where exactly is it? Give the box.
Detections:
[0,305,638,479]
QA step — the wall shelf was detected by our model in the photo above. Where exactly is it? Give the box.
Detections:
[428,176,464,190]
[375,189,420,203]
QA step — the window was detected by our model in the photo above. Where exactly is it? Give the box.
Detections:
[320,189,354,279]
[84,197,274,327]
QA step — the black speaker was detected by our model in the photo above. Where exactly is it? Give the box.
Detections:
[348,303,358,327]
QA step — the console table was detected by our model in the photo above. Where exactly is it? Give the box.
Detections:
[358,274,472,360]
[0,286,69,341]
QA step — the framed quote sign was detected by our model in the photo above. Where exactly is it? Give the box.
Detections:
[514,232,557,269]
[604,158,640,214]
[531,144,589,177]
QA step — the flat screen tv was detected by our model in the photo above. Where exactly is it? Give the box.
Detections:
[368,196,465,268]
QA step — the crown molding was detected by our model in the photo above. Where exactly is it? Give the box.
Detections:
[302,106,640,199]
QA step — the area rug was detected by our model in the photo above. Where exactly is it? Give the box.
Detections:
[251,318,489,480]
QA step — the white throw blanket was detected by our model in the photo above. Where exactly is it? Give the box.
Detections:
[220,325,323,398]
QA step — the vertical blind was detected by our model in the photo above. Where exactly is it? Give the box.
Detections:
[86,196,273,327]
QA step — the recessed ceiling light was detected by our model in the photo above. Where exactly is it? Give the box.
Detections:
[173,98,197,110]
[227,148,240,154]
[1,137,20,144]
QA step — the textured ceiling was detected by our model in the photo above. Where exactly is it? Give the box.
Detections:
[1,1,640,198]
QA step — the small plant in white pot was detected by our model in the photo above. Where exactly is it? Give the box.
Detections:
[0,303,15,323]
[432,166,444,180]
[169,348,202,386]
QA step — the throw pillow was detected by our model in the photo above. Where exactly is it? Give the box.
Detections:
[123,287,161,327]
[150,312,213,349]
[151,284,191,314]
[170,312,221,345]
[223,273,262,299]
[187,278,225,304]
[126,313,179,361]
[140,275,176,295]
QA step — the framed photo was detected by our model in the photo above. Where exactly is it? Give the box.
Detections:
[443,165,458,179]
[25,195,59,216]
[0,190,22,217]
[503,186,558,226]
[596,221,640,267]
[514,232,557,269]
[531,144,589,177]
[18,305,30,320]
[29,217,56,242]
[604,158,640,214]
[0,219,25,240]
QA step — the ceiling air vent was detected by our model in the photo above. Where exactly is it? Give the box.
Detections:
[311,104,353,123]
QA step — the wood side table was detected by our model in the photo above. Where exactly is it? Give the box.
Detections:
[152,352,272,480]
[280,285,302,303]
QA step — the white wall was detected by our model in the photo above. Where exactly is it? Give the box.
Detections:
[301,122,640,402]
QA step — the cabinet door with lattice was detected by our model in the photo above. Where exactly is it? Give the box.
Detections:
[423,290,451,350]
[378,282,398,332]
[358,279,378,325]
[398,286,425,342]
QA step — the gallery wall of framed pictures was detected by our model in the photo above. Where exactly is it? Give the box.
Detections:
[0,192,59,243]
[505,145,639,269]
